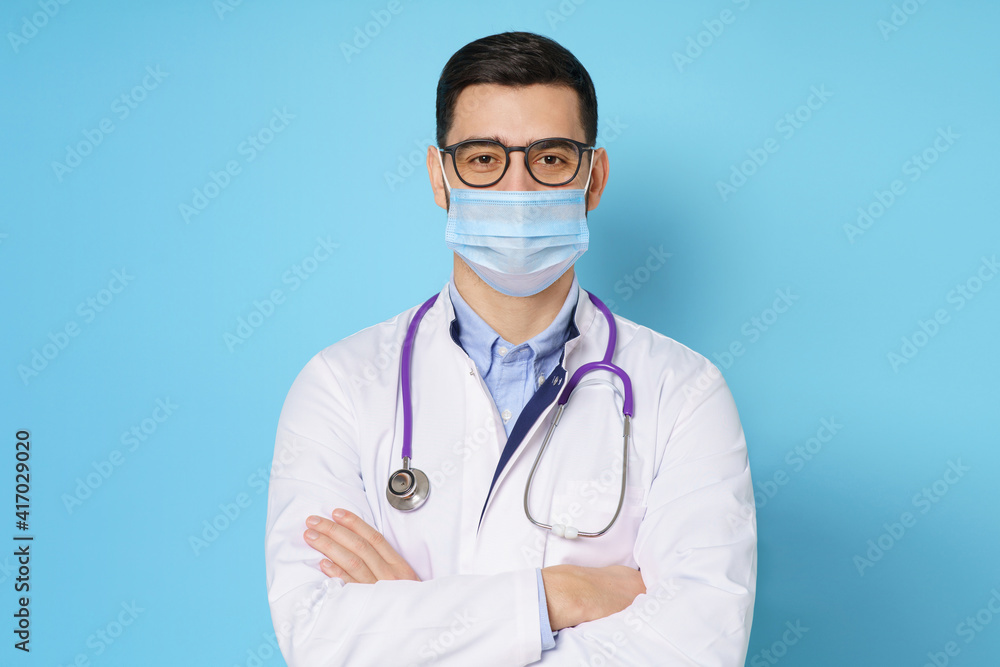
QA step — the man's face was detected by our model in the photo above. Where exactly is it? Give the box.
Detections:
[429,83,607,209]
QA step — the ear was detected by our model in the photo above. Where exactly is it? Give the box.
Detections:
[427,146,448,210]
[585,148,609,212]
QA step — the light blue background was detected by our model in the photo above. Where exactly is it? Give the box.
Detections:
[2,1,998,665]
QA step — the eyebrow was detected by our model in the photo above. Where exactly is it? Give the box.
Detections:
[454,135,590,148]
[454,134,520,145]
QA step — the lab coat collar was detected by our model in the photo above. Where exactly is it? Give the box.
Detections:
[433,275,600,374]
[446,275,581,378]
[447,280,499,378]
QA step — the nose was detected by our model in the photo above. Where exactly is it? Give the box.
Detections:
[496,148,538,191]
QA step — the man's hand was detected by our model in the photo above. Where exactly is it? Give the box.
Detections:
[541,565,646,631]
[303,509,420,584]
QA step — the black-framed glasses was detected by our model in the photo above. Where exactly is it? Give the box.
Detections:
[439,137,594,188]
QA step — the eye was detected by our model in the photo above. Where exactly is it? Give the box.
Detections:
[454,142,505,171]
[528,140,579,172]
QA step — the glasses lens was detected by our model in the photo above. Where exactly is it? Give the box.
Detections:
[527,140,582,185]
[453,141,507,186]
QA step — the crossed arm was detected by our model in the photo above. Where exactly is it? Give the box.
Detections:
[268,352,755,664]
[302,508,647,632]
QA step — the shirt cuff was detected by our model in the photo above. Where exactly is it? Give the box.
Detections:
[536,567,557,651]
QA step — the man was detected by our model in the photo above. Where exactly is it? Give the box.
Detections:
[265,32,756,665]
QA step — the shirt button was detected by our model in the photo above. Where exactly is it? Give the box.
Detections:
[501,409,512,422]
[537,374,545,387]
[497,346,508,356]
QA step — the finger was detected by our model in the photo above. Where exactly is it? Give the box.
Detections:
[304,524,374,583]
[329,509,417,580]
[307,513,398,582]
[303,523,377,584]
[307,517,397,583]
[320,558,357,584]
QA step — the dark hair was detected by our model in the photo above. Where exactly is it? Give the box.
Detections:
[435,32,598,148]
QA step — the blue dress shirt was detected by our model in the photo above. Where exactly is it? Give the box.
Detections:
[448,275,579,651]
[448,277,579,437]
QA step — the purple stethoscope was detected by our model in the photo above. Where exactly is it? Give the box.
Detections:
[386,291,633,540]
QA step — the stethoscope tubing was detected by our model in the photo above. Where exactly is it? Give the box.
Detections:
[400,293,440,461]
[391,289,633,538]
[523,406,631,538]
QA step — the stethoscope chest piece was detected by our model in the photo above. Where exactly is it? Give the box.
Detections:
[386,458,429,511]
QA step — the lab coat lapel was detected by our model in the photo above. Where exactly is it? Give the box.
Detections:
[447,304,511,544]
[476,287,601,534]
[398,285,508,572]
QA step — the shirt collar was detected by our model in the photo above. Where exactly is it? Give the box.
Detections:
[448,274,580,376]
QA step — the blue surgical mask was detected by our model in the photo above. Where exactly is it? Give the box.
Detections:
[436,150,595,297]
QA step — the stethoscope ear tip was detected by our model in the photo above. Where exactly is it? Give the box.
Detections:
[550,524,579,539]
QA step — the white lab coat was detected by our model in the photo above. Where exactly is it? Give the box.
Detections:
[265,283,756,666]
